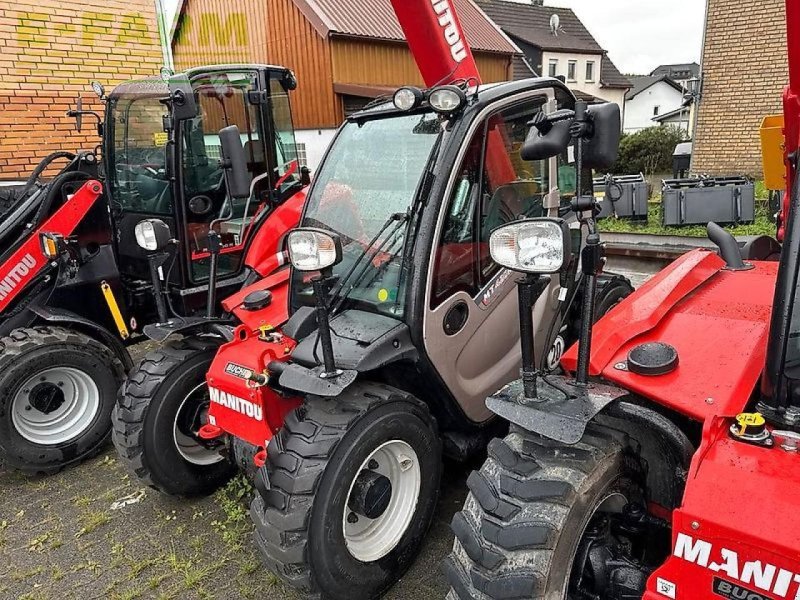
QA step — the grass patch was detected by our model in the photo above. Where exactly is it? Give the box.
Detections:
[75,510,112,538]
[210,475,254,550]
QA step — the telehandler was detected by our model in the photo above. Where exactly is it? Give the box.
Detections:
[446,1,800,598]
[0,64,306,473]
[115,3,632,598]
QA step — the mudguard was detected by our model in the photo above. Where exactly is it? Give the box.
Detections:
[28,304,133,371]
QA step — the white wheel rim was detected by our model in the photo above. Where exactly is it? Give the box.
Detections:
[343,439,421,562]
[173,383,225,466]
[11,366,100,445]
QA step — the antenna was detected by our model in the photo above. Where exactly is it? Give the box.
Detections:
[550,14,560,36]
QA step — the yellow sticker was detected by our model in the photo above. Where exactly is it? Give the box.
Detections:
[377,289,389,302]
[153,132,168,146]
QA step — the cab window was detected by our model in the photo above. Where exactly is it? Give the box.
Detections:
[432,96,550,308]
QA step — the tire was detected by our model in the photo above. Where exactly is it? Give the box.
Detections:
[594,274,634,322]
[250,381,442,600]
[445,420,647,600]
[112,336,235,496]
[0,326,124,474]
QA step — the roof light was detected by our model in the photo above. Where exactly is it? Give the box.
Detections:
[428,86,467,114]
[393,87,423,111]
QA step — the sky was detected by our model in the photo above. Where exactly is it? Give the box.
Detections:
[546,0,706,74]
[161,0,706,76]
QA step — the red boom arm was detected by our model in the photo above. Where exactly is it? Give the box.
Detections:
[390,0,517,188]
[780,0,799,233]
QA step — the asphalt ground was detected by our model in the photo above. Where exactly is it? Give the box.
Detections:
[0,266,649,600]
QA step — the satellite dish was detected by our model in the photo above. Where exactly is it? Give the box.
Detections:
[550,14,560,35]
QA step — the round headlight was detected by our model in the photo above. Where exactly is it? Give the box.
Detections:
[287,228,343,272]
[134,219,171,252]
[428,86,467,114]
[393,87,423,111]
[489,219,570,274]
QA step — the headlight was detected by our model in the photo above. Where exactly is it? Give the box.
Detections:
[428,86,467,114]
[393,87,423,111]
[287,228,343,272]
[489,219,570,274]
[134,219,171,252]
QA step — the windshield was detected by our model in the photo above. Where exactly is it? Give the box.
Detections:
[293,111,442,317]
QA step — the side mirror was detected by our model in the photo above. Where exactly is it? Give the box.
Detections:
[168,74,198,121]
[521,118,572,161]
[583,103,621,170]
[489,218,570,274]
[219,125,252,199]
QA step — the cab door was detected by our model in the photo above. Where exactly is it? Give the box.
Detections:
[423,90,564,423]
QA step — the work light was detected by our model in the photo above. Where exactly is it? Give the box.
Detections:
[287,228,343,272]
[428,86,467,114]
[393,87,423,111]
[134,219,172,252]
[489,218,570,274]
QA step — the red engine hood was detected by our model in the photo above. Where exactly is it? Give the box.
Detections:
[644,417,800,600]
[562,249,778,421]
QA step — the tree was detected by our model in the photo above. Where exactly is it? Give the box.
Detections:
[610,126,687,175]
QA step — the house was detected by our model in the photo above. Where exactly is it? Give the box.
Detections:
[0,1,164,179]
[475,0,631,116]
[692,0,787,176]
[171,0,519,170]
[623,75,689,134]
[650,63,700,87]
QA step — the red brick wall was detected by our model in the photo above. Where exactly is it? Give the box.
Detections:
[0,1,164,179]
[692,0,788,177]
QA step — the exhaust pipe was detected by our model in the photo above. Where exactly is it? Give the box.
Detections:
[707,222,750,270]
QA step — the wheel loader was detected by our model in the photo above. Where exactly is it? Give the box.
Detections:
[0,64,307,473]
[446,2,800,598]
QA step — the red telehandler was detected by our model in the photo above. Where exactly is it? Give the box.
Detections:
[445,1,800,599]
[0,65,306,473]
[114,1,633,598]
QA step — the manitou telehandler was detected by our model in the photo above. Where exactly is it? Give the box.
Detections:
[446,1,800,599]
[0,64,306,474]
[114,2,632,598]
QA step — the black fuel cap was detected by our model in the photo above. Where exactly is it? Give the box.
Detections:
[627,342,679,376]
[243,289,273,311]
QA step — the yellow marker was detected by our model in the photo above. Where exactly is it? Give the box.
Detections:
[101,281,130,340]
[377,289,389,302]
[153,132,168,146]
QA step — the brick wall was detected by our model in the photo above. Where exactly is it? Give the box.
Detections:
[692,0,788,177]
[0,1,164,179]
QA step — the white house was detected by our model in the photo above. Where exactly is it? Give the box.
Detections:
[476,1,631,117]
[623,76,687,134]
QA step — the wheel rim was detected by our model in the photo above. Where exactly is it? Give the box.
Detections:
[11,366,100,445]
[173,383,225,466]
[343,440,421,562]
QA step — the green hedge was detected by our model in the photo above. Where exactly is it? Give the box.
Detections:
[610,126,688,175]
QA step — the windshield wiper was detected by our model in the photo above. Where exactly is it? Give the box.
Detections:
[326,211,409,314]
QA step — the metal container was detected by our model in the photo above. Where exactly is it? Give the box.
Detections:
[662,177,755,226]
[593,173,649,221]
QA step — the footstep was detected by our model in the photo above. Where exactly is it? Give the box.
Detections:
[110,490,146,510]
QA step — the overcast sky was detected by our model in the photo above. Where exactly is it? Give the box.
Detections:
[162,0,706,76]
[547,0,706,74]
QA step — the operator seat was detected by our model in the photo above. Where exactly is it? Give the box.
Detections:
[483,182,544,240]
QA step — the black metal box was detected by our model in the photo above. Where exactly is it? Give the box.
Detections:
[593,173,649,221]
[661,177,755,226]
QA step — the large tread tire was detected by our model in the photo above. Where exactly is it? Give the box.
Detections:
[250,381,442,600]
[445,420,642,600]
[594,274,635,321]
[112,336,235,496]
[0,326,124,474]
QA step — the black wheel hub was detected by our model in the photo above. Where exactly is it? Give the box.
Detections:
[348,469,392,519]
[28,382,66,414]
[177,391,222,450]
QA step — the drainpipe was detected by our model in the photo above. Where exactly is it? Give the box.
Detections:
[154,0,174,71]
